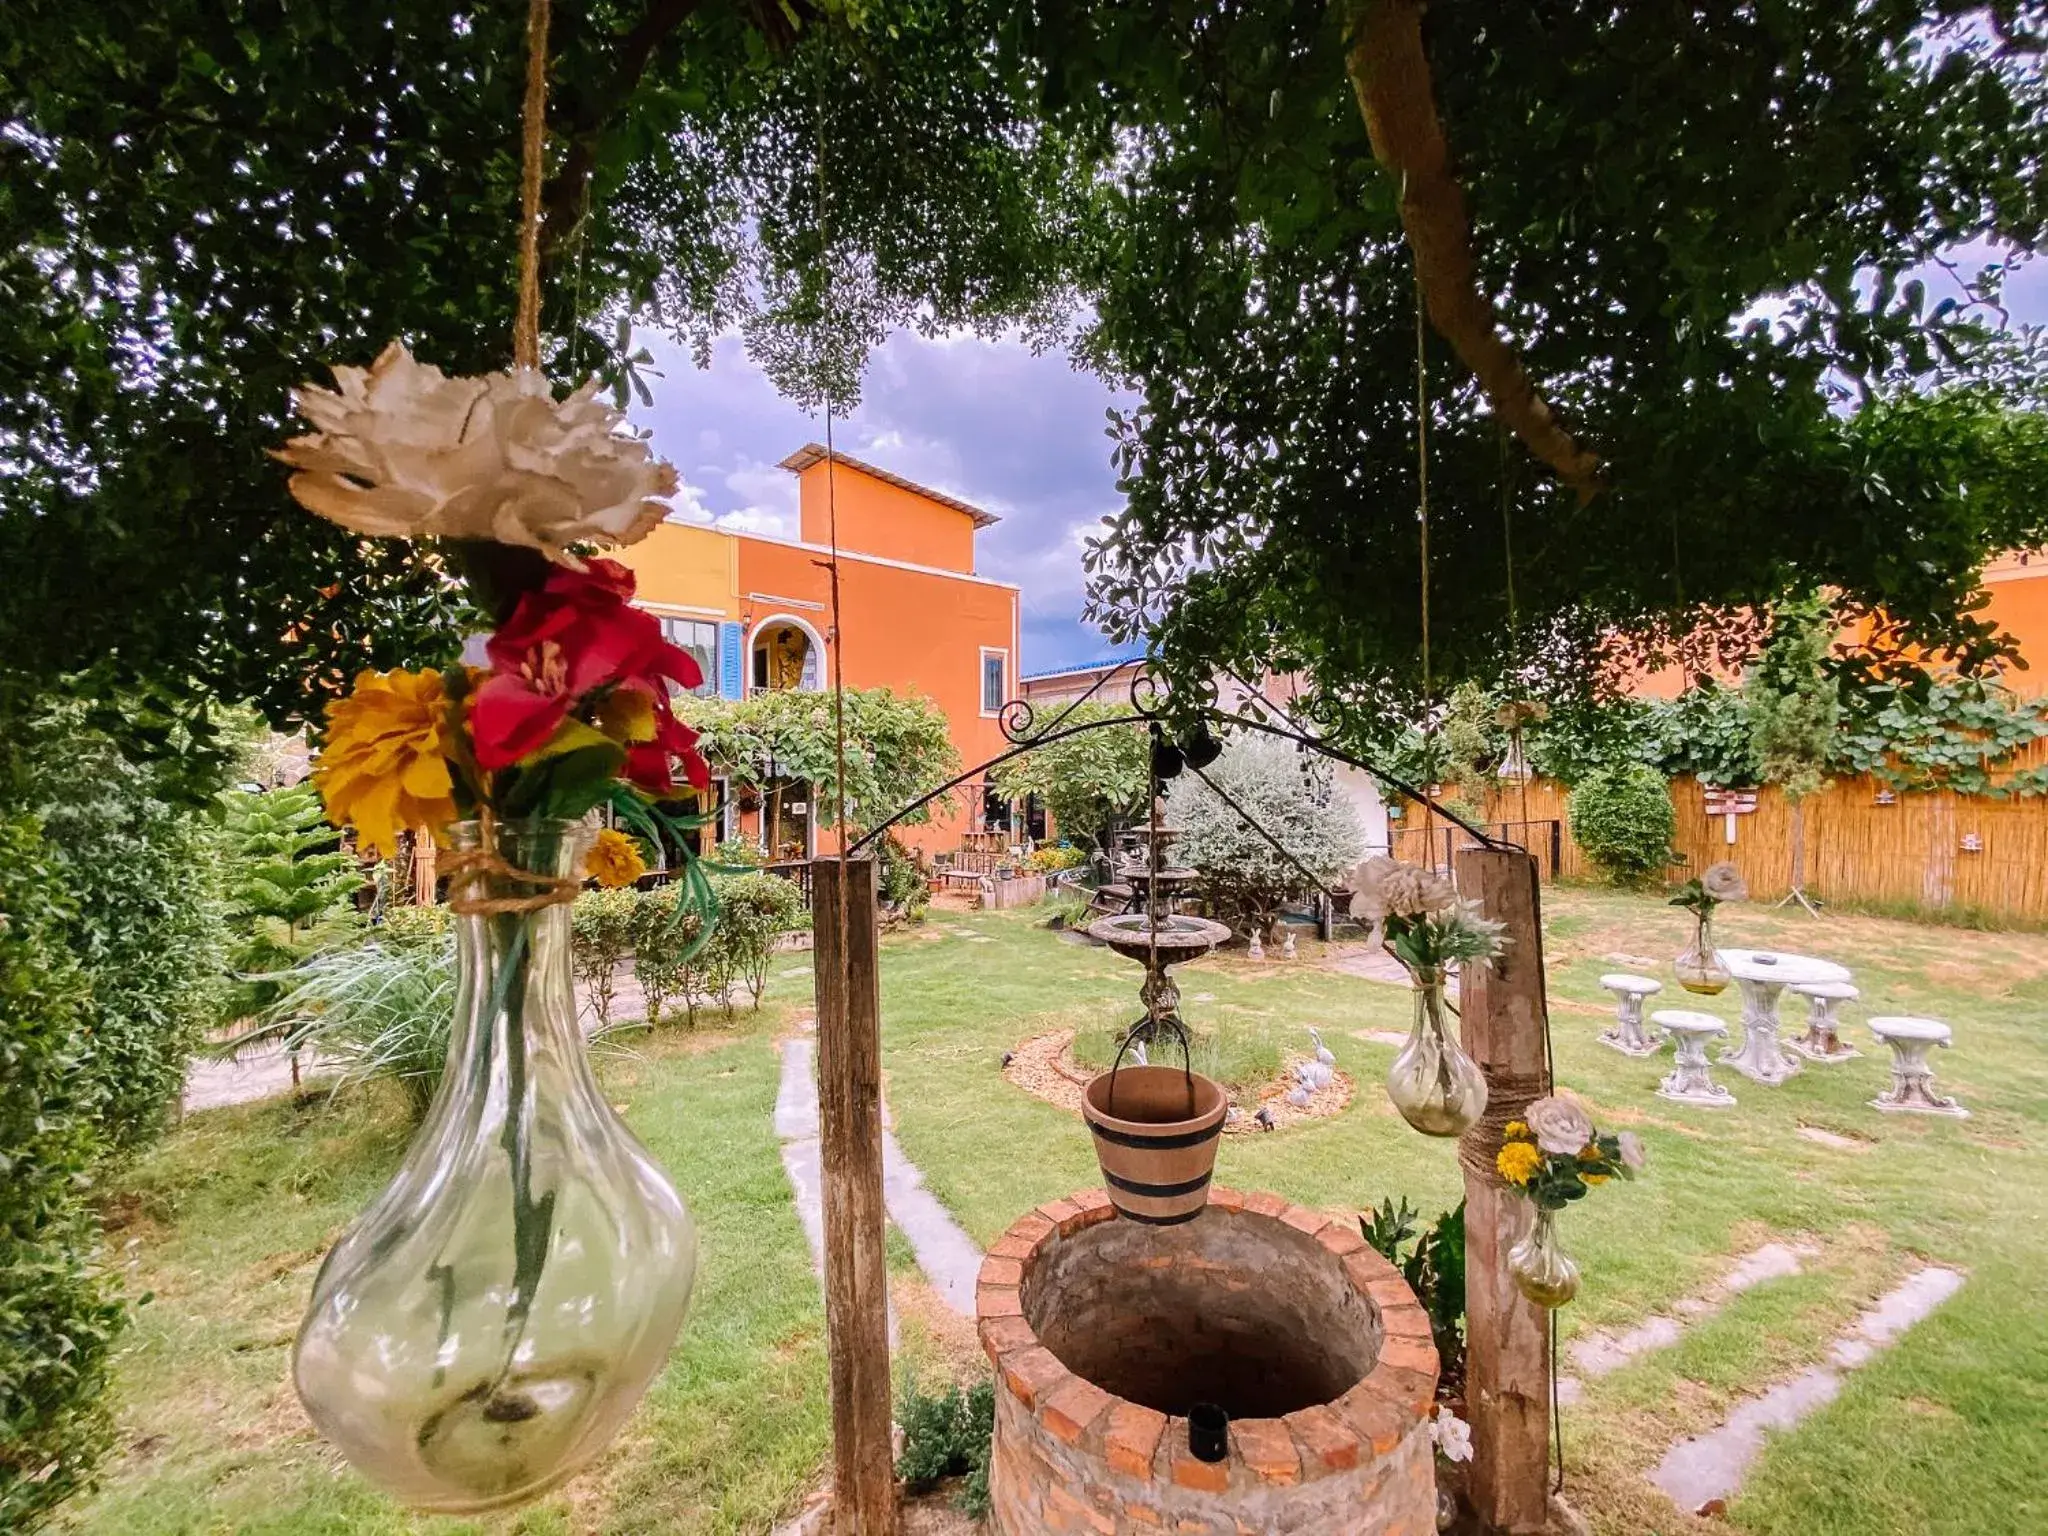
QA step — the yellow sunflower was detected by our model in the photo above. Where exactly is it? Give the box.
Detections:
[1495,1140,1543,1188]
[588,827,648,889]
[314,669,457,860]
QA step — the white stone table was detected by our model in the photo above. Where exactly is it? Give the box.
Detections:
[1716,949,1851,1086]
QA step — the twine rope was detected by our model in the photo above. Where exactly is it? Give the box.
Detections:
[1455,1067,1549,1187]
[514,0,552,370]
[442,815,582,916]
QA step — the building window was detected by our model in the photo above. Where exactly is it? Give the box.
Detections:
[659,618,719,697]
[752,620,822,693]
[981,649,1008,715]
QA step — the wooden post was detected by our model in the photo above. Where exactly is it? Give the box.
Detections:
[811,856,896,1535]
[1457,845,1554,1534]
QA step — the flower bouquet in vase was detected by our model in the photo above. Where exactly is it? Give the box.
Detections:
[1493,1096,1643,1308]
[1349,857,1507,1138]
[1669,860,1748,995]
[276,344,722,1511]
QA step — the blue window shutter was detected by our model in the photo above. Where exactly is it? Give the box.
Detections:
[719,622,744,698]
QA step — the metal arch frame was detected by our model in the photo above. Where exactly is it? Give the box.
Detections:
[844,659,1505,856]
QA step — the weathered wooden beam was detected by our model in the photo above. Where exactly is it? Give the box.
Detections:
[1456,845,1554,1534]
[811,856,896,1535]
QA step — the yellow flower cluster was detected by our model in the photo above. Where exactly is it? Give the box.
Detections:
[588,828,648,889]
[315,669,457,860]
[1495,1140,1543,1188]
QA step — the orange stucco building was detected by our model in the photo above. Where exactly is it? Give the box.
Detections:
[615,444,1021,858]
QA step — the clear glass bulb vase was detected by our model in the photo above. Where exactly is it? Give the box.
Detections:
[293,819,697,1513]
[1386,967,1489,1138]
[1674,909,1731,996]
[1507,1204,1580,1309]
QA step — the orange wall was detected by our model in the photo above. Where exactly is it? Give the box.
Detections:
[1981,558,2048,697]
[735,535,1019,854]
[796,461,979,574]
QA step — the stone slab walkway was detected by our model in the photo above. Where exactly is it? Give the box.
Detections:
[1649,1265,1966,1515]
[773,1023,983,1319]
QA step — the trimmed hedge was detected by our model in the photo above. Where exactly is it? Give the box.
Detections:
[0,816,125,1530]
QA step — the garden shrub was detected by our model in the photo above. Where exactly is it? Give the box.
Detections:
[571,888,640,1026]
[1567,763,1676,885]
[1361,1196,1466,1398]
[1026,843,1087,874]
[1165,734,1364,937]
[895,1375,995,1518]
[877,833,931,921]
[713,871,807,1007]
[0,815,125,1530]
[34,733,229,1153]
[262,935,458,1121]
[629,886,706,1027]
[378,901,454,950]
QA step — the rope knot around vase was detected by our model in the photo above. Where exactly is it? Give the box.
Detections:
[440,813,584,917]
[1456,1068,1551,1187]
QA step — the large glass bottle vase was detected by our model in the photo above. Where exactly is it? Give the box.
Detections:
[1385,967,1489,1138]
[292,819,697,1512]
[1674,909,1731,995]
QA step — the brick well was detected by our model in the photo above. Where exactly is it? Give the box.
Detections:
[976,1187,1438,1535]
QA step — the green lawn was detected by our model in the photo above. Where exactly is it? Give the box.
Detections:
[63,888,2048,1535]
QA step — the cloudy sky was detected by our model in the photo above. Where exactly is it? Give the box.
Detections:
[629,328,1137,677]
[629,244,2046,679]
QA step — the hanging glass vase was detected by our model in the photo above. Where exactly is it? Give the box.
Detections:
[1386,966,1489,1137]
[293,819,697,1513]
[1674,908,1731,996]
[1507,1204,1580,1309]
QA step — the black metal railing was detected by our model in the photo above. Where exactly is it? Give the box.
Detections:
[761,859,814,910]
[1388,818,1564,883]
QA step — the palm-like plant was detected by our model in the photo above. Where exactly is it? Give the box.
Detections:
[262,937,458,1120]
[220,783,362,1020]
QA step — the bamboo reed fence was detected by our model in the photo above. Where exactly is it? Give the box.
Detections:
[1474,739,2048,924]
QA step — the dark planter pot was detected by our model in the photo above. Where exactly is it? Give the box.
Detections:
[1081,1065,1227,1225]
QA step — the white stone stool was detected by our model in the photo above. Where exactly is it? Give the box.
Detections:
[1598,972,1665,1056]
[1787,980,1861,1063]
[1653,1010,1736,1107]
[1867,1016,1969,1118]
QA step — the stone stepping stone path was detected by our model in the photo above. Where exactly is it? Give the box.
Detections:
[1558,1240,1819,1402]
[1649,1265,1966,1516]
[773,1023,983,1319]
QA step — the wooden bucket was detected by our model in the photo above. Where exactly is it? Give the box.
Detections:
[1082,1065,1227,1225]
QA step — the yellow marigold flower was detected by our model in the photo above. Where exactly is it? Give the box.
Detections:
[1577,1145,1605,1163]
[1495,1141,1543,1188]
[588,828,647,889]
[1583,1172,1611,1185]
[595,686,658,745]
[1503,1120,1531,1140]
[315,669,456,861]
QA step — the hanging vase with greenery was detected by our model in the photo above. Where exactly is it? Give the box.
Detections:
[1350,857,1503,1138]
[1494,1095,1643,1309]
[1669,860,1747,995]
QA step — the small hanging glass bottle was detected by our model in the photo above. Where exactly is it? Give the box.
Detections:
[1507,1204,1580,1309]
[1386,966,1489,1137]
[1674,908,1731,995]
[293,820,697,1512]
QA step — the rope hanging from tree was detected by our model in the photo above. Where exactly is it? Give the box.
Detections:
[514,0,552,371]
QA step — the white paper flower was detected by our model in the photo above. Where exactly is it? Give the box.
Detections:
[274,341,676,565]
[1617,1131,1647,1172]
[1701,861,1749,902]
[1525,1094,1596,1157]
[1431,1408,1473,1463]
[1348,856,1456,924]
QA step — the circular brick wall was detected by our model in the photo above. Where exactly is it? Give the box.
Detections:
[975,1187,1439,1536]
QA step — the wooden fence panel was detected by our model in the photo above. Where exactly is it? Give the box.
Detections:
[1481,755,2048,925]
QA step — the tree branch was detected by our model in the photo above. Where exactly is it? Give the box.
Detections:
[1344,0,1605,499]
[539,0,707,264]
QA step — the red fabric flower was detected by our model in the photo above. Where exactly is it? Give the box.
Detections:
[470,558,707,781]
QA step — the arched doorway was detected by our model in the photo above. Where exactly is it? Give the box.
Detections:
[749,615,823,694]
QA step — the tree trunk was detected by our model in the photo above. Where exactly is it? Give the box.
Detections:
[1342,0,1603,498]
[1788,798,1807,896]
